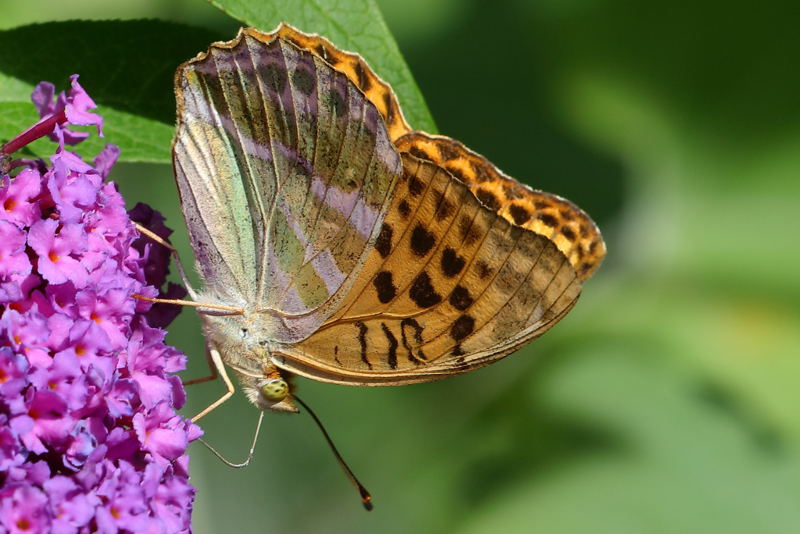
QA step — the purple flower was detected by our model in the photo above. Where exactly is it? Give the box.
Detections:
[0,78,198,533]
[31,75,103,146]
[0,169,41,228]
[0,220,32,302]
[129,203,188,328]
[0,484,52,533]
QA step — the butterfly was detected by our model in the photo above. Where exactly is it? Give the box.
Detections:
[164,23,604,496]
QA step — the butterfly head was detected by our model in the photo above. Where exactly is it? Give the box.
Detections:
[201,313,299,412]
[237,368,299,413]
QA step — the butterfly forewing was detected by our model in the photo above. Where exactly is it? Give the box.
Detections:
[273,24,411,142]
[174,29,402,342]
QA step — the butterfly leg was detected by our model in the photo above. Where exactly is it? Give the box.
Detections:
[190,347,235,423]
[133,222,199,300]
[183,345,219,387]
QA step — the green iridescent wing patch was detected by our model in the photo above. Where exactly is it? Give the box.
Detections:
[173,29,402,342]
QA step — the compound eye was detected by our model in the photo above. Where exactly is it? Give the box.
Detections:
[260,379,288,402]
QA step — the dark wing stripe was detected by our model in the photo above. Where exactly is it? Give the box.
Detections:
[356,321,371,369]
[381,322,398,369]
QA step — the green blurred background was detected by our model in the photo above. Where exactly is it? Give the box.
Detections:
[3,1,800,532]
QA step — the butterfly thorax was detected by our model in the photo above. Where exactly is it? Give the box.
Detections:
[201,312,298,413]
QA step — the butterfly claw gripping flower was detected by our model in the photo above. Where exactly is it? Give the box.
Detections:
[0,77,200,533]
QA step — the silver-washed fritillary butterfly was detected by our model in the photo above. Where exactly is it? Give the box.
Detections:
[155,23,605,507]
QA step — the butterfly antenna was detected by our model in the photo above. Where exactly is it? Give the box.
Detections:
[294,395,373,511]
[198,411,264,468]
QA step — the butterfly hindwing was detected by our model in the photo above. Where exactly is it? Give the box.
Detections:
[273,154,583,385]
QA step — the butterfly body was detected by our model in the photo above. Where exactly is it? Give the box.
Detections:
[173,25,605,415]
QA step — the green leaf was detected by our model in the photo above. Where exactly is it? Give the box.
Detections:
[0,20,223,163]
[207,0,436,132]
[0,102,174,163]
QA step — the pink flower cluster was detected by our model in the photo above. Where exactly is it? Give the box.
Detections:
[0,77,199,533]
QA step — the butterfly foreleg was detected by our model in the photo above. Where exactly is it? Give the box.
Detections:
[190,347,235,423]
[133,222,198,299]
[183,345,219,387]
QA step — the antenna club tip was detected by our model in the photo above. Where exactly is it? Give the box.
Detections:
[297,395,374,511]
[362,495,373,511]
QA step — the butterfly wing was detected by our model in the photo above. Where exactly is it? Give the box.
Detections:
[272,24,412,142]
[173,28,402,341]
[273,148,595,385]
[394,133,606,280]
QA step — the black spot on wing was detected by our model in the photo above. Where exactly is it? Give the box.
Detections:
[449,285,473,310]
[327,88,347,117]
[451,315,475,341]
[561,226,577,241]
[408,175,425,196]
[354,61,371,91]
[313,43,339,67]
[382,91,395,123]
[539,213,558,228]
[410,224,436,257]
[408,146,433,161]
[438,143,460,161]
[509,204,532,225]
[471,161,492,183]
[458,215,481,246]
[409,272,441,308]
[373,271,397,303]
[447,166,469,185]
[441,247,466,277]
[263,63,287,93]
[476,188,501,211]
[435,198,455,221]
[375,223,393,258]
[475,260,492,279]
[398,200,411,219]
[292,68,315,96]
